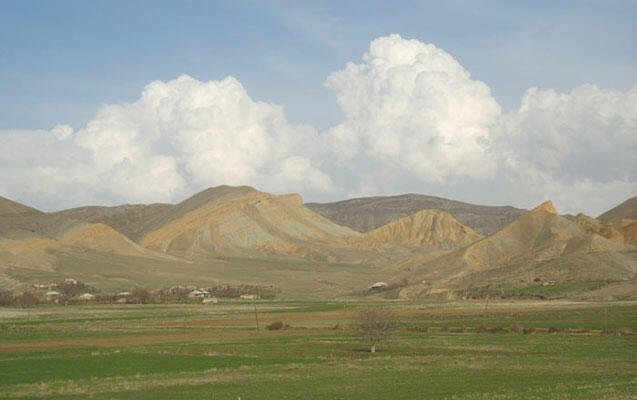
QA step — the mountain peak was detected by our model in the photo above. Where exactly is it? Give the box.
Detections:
[531,200,557,215]
[365,208,483,249]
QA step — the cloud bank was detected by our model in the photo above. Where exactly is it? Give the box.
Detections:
[0,75,332,209]
[1,34,635,215]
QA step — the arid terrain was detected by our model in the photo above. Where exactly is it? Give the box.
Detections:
[1,186,635,301]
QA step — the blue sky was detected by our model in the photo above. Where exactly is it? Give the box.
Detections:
[0,1,635,214]
[2,0,634,131]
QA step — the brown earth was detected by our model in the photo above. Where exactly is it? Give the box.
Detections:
[598,196,637,222]
[2,189,636,300]
[398,201,637,298]
[572,213,637,246]
[306,194,526,235]
[364,209,482,249]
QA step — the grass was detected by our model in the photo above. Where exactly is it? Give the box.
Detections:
[0,300,635,399]
[463,281,609,300]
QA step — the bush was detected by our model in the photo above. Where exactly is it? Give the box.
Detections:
[523,327,536,334]
[511,322,522,333]
[130,287,151,304]
[475,324,488,333]
[266,321,288,330]
[15,292,39,307]
[0,292,14,306]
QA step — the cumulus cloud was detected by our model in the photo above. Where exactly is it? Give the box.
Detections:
[322,34,636,214]
[0,75,333,209]
[496,84,637,184]
[324,34,501,184]
[1,35,634,216]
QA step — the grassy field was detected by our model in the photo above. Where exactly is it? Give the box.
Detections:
[0,300,635,399]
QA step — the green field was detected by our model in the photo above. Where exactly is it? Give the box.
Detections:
[0,301,635,399]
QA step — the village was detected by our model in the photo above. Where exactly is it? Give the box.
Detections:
[0,278,277,306]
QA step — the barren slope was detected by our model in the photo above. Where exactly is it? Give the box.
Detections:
[306,194,525,235]
[572,214,637,246]
[53,203,174,242]
[0,196,42,217]
[364,209,482,249]
[399,201,637,297]
[598,196,637,222]
[140,186,362,257]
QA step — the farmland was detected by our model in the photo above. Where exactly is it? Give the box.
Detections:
[1,301,636,399]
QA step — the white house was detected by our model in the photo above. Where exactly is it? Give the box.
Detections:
[188,289,210,299]
[370,282,388,290]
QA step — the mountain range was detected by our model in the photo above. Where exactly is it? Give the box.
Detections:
[1,187,635,300]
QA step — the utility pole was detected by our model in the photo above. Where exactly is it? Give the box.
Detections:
[483,296,490,326]
[253,298,260,333]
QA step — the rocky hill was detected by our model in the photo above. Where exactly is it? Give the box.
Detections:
[572,213,637,246]
[398,201,637,298]
[306,194,526,235]
[139,186,362,258]
[2,190,636,299]
[364,209,482,249]
[598,196,637,222]
[53,203,174,242]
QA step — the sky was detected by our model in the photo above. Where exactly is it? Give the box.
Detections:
[0,0,635,216]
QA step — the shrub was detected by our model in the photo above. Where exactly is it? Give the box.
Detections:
[130,287,151,304]
[15,292,39,307]
[266,321,287,330]
[523,327,536,334]
[0,292,14,306]
[511,322,522,333]
[475,324,488,333]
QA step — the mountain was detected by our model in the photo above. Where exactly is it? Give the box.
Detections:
[139,186,362,258]
[0,196,166,277]
[0,197,83,240]
[2,191,635,300]
[364,209,482,249]
[53,203,174,242]
[572,213,637,247]
[305,194,526,235]
[0,196,42,217]
[399,201,637,298]
[598,196,637,222]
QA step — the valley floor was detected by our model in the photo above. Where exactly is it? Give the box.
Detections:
[0,300,635,399]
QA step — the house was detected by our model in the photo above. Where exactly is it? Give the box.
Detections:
[187,289,210,299]
[64,278,78,285]
[78,293,95,301]
[33,283,52,289]
[240,294,260,300]
[370,282,388,290]
[45,291,61,301]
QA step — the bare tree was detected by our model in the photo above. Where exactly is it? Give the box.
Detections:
[357,308,398,353]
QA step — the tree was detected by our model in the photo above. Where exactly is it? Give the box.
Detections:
[357,308,398,353]
[131,286,151,304]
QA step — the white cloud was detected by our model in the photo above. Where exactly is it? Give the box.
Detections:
[0,75,333,210]
[497,84,637,184]
[322,34,636,215]
[324,34,501,184]
[1,35,634,216]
